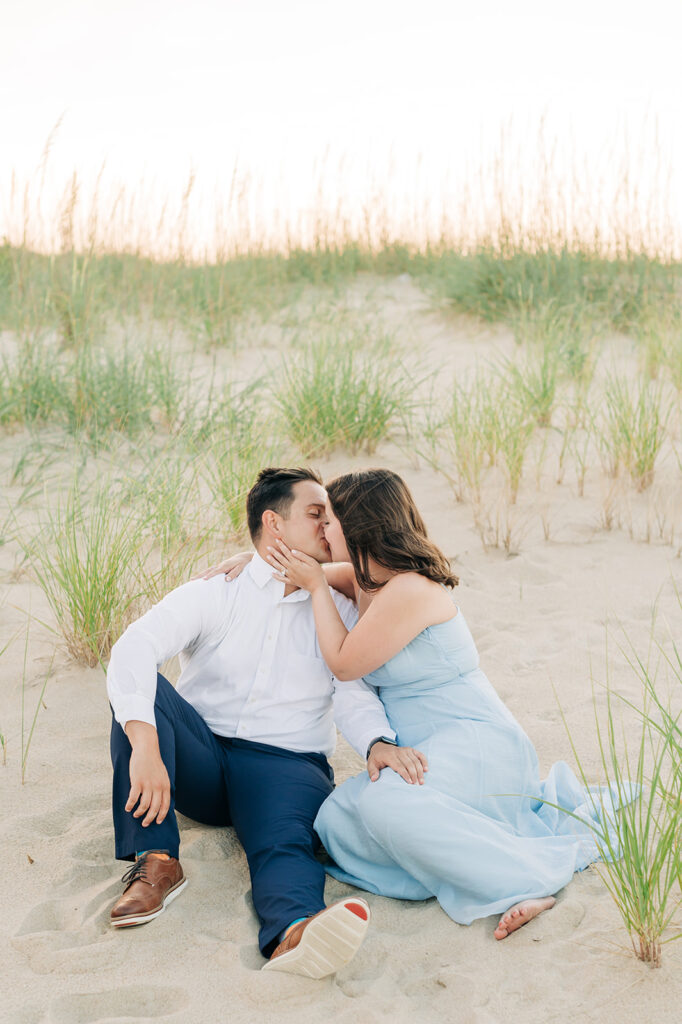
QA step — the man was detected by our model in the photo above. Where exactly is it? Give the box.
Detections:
[106,467,427,978]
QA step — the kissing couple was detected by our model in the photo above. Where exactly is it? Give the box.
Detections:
[106,466,621,978]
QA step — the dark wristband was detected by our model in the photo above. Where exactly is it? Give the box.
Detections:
[366,735,398,759]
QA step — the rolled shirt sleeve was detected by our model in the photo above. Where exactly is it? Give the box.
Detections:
[106,578,226,730]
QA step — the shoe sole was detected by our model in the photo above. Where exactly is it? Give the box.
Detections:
[262,898,370,979]
[110,877,188,928]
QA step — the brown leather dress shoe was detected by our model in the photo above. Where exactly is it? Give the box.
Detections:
[110,852,187,928]
[262,897,370,978]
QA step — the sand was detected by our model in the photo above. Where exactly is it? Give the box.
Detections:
[1,275,681,1024]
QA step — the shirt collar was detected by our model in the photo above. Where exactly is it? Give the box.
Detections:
[247,550,311,602]
[248,550,276,588]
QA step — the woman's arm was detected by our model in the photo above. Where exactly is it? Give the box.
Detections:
[267,541,455,680]
[321,562,357,601]
[195,552,357,599]
[193,551,253,581]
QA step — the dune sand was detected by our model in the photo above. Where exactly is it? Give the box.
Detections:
[1,275,681,1023]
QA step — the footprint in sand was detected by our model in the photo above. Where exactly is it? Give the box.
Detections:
[47,985,188,1023]
[179,827,242,863]
[238,942,266,971]
[521,896,586,942]
[14,875,122,974]
[68,832,114,865]
[19,794,106,840]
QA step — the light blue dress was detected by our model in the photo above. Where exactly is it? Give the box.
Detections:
[316,609,624,924]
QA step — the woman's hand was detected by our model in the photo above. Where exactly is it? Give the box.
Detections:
[192,551,253,582]
[267,540,326,593]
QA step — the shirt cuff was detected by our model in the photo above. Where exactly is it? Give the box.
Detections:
[113,694,157,731]
[357,726,397,760]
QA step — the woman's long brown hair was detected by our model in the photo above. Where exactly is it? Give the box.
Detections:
[326,469,459,592]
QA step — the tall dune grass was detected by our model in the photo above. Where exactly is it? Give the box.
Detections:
[422,371,537,551]
[620,593,682,830]
[597,377,670,491]
[558,668,681,966]
[21,483,146,666]
[3,123,682,632]
[121,448,200,559]
[201,433,279,541]
[3,241,679,355]
[275,335,415,456]
[635,305,682,390]
[0,339,63,428]
[422,376,491,503]
[2,120,681,353]
[502,342,561,429]
[0,340,187,445]
[428,249,680,333]
[20,619,56,783]
[0,629,12,766]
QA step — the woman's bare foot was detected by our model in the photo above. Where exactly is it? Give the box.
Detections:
[494,896,556,939]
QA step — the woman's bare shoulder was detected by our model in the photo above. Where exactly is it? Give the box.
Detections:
[382,572,456,612]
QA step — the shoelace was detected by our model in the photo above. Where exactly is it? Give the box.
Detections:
[121,856,154,891]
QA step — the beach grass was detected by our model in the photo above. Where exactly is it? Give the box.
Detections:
[490,385,536,502]
[4,243,679,353]
[2,139,682,643]
[502,340,561,428]
[556,626,682,967]
[65,347,158,445]
[567,414,593,497]
[512,302,602,389]
[20,482,146,666]
[0,337,188,446]
[597,376,670,490]
[0,631,12,767]
[201,432,279,541]
[274,333,416,457]
[20,619,56,783]
[619,593,682,838]
[121,447,201,559]
[426,249,680,333]
[634,303,682,385]
[0,339,63,428]
[422,371,536,550]
[595,696,680,967]
[422,376,490,503]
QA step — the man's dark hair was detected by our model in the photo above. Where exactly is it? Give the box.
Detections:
[246,467,323,542]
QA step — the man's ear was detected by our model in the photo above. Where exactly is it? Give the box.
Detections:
[261,509,282,537]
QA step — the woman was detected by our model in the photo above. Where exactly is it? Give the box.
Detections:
[218,470,621,939]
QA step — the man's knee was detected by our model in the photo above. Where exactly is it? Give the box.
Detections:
[247,818,318,865]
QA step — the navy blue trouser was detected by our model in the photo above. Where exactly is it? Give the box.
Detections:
[110,674,334,956]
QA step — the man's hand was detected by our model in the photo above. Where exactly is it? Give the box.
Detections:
[367,742,428,785]
[124,721,171,827]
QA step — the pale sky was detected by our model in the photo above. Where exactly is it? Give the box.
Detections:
[2,0,681,251]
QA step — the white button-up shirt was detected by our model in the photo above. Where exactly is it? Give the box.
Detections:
[106,552,395,757]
